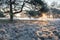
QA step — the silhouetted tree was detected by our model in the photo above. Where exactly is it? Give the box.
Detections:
[9,0,13,21]
[0,0,48,21]
[26,0,49,17]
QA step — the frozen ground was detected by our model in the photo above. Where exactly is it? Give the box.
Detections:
[0,20,60,40]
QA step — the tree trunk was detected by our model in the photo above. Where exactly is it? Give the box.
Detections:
[10,0,13,21]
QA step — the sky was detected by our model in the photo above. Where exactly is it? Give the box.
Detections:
[45,0,60,6]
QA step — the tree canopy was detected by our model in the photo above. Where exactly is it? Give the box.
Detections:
[0,0,49,21]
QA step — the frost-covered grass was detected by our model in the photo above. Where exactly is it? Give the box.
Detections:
[0,20,60,40]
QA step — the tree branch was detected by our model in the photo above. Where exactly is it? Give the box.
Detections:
[4,0,25,14]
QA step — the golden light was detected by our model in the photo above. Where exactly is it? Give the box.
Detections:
[38,13,54,21]
[41,13,47,18]
[39,13,48,20]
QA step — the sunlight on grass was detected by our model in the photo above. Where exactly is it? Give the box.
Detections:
[38,13,54,21]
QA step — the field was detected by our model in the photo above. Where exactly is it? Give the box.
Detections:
[0,20,60,40]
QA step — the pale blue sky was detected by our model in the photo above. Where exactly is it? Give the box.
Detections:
[45,0,60,5]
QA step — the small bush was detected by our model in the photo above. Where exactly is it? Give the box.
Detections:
[27,11,42,18]
[0,11,5,17]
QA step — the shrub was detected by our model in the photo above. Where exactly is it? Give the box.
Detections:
[0,11,5,17]
[27,11,42,18]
